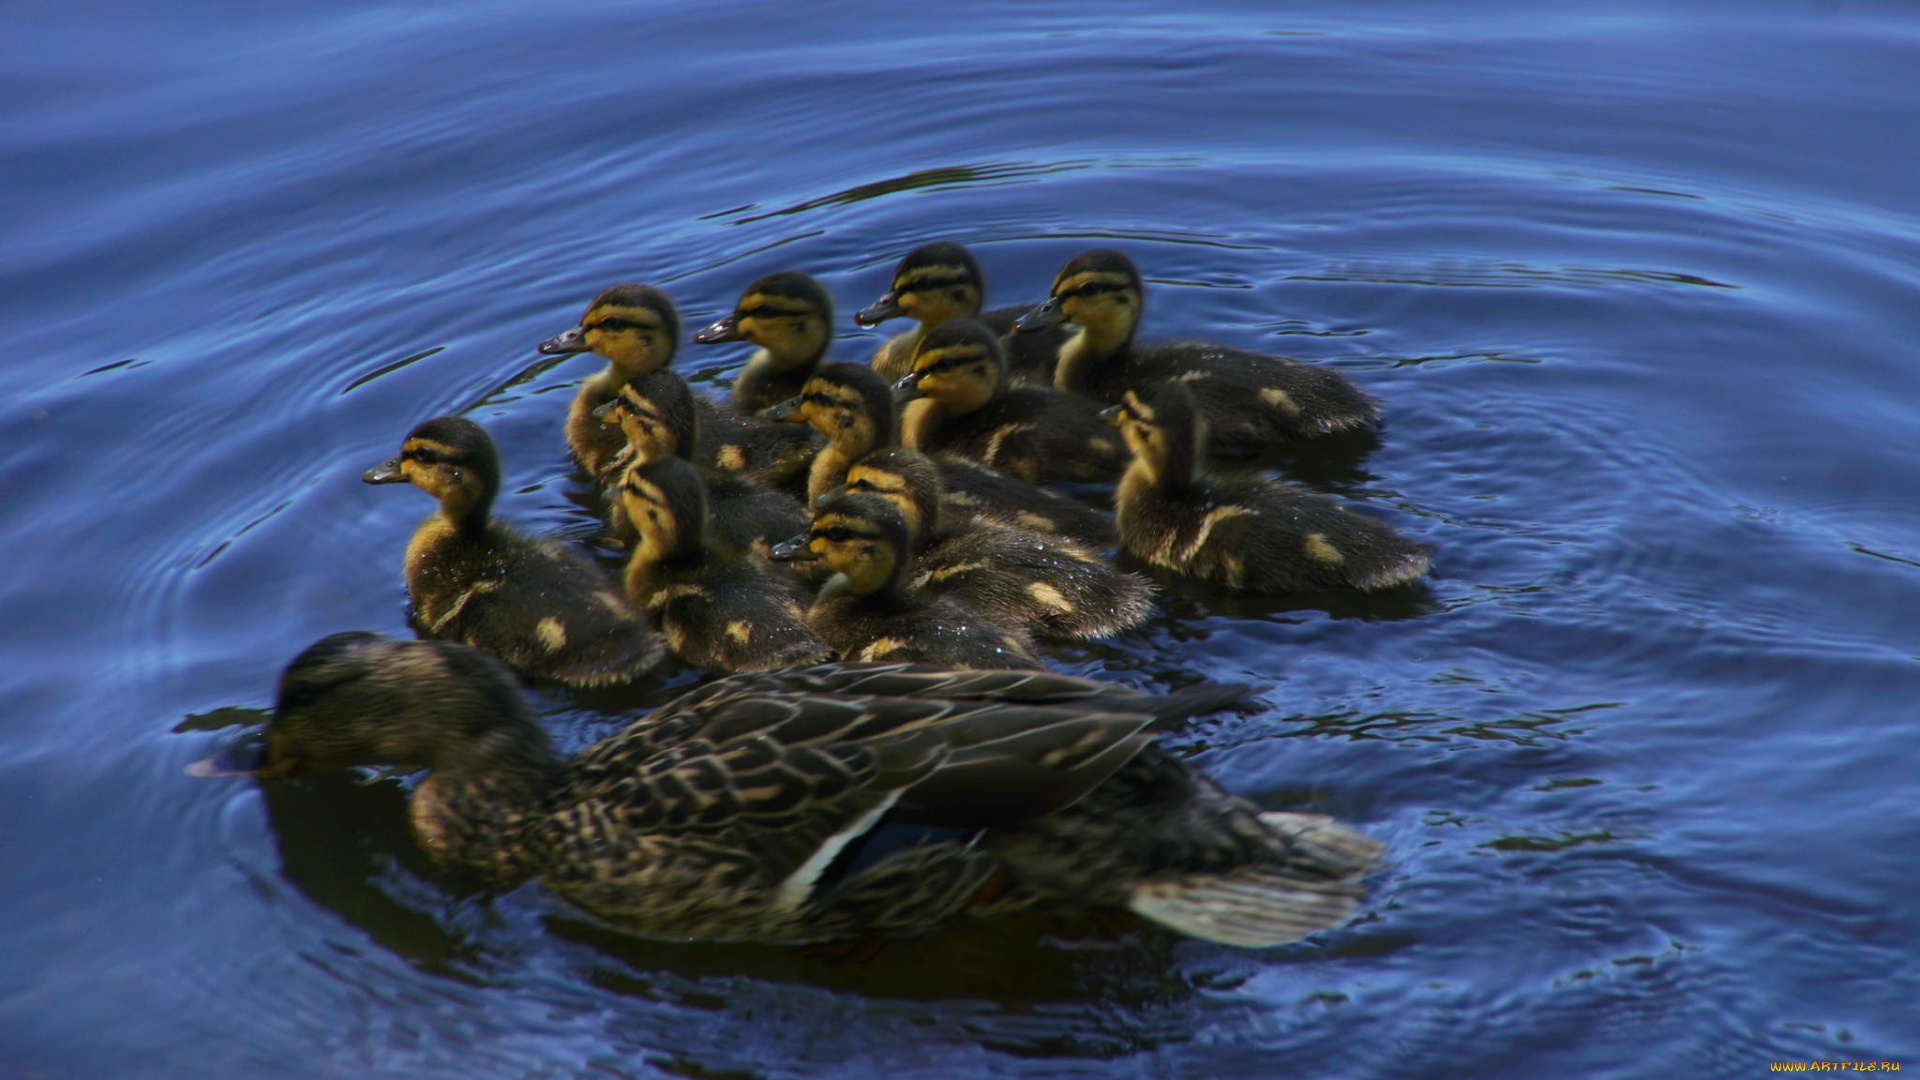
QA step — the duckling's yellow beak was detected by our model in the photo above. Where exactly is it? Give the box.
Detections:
[768,534,820,561]
[1097,404,1125,428]
[692,313,744,344]
[363,457,407,483]
[765,394,805,423]
[854,290,903,327]
[538,326,591,355]
[1013,295,1067,334]
[892,370,924,398]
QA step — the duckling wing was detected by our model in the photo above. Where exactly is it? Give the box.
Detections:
[1134,344,1380,453]
[433,535,664,687]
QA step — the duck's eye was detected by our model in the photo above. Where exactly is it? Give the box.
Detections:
[407,449,443,465]
[820,527,854,542]
[848,479,875,492]
[592,317,635,332]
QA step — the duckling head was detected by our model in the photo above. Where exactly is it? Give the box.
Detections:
[1100,379,1204,488]
[621,456,710,565]
[765,362,899,453]
[894,318,1004,414]
[592,369,700,465]
[1013,249,1142,359]
[215,631,555,779]
[769,491,908,600]
[833,447,945,547]
[854,242,986,328]
[537,284,681,377]
[691,271,834,372]
[363,415,501,528]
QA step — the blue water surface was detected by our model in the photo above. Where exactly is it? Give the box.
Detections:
[3,2,1918,1077]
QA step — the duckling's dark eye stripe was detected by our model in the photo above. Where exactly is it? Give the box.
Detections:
[738,305,812,320]
[404,448,445,465]
[1068,282,1125,298]
[590,317,655,332]
[894,276,973,294]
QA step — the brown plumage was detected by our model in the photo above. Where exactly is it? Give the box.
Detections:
[217,633,1382,946]
[618,457,831,673]
[855,241,1067,386]
[835,448,1154,641]
[767,361,1115,547]
[1014,249,1381,455]
[896,317,1128,483]
[362,416,663,687]
[691,271,836,414]
[1105,381,1429,593]
[594,369,812,555]
[770,491,1040,670]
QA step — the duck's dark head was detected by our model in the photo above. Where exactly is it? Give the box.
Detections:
[856,242,986,329]
[693,271,834,371]
[537,283,681,376]
[362,415,503,527]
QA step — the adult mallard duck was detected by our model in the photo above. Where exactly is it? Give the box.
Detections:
[833,448,1152,641]
[618,457,831,673]
[895,317,1128,484]
[1103,381,1429,593]
[1014,249,1381,455]
[594,369,811,555]
[691,271,836,414]
[362,416,663,687]
[853,241,1066,386]
[766,361,1114,547]
[200,631,1384,946]
[770,491,1040,670]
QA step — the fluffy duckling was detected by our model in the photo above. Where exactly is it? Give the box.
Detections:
[1103,381,1429,593]
[771,492,1040,669]
[896,318,1128,484]
[594,370,811,555]
[619,457,831,673]
[207,632,1384,946]
[362,416,664,687]
[837,448,1153,641]
[854,241,1067,386]
[1015,249,1381,454]
[536,283,685,483]
[767,361,1114,547]
[691,271,836,414]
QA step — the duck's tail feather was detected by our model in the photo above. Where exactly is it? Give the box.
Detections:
[1126,868,1363,947]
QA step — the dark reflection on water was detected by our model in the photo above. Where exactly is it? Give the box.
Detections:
[4,0,1920,1077]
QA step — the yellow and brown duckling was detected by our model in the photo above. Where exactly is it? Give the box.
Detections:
[206,632,1383,946]
[594,369,811,555]
[1014,249,1381,455]
[836,448,1153,641]
[362,416,664,687]
[691,270,836,414]
[767,361,1114,547]
[896,318,1128,484]
[1103,381,1429,593]
[619,457,831,673]
[536,283,686,483]
[771,491,1040,669]
[854,241,1067,386]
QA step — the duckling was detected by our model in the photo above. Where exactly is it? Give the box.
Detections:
[593,370,811,555]
[618,457,831,673]
[896,318,1128,484]
[770,492,1039,669]
[536,283,686,483]
[836,448,1153,641]
[1014,249,1381,454]
[854,241,1067,386]
[766,361,1114,547]
[210,632,1384,946]
[1103,381,1429,593]
[691,271,836,414]
[362,416,664,687]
